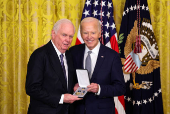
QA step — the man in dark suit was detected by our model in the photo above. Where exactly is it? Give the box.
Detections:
[26,19,81,114]
[69,17,126,114]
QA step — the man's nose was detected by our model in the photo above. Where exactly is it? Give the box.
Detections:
[65,37,69,42]
[65,36,71,42]
[87,33,92,39]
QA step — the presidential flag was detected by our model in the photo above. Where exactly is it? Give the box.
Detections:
[118,0,164,114]
[75,0,125,114]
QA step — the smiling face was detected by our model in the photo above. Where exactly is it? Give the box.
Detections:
[52,22,74,53]
[80,19,101,50]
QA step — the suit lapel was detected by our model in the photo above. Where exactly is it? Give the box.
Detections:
[65,51,72,93]
[91,44,106,81]
[47,41,67,91]
[77,44,85,69]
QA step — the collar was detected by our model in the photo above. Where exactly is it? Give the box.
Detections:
[51,40,65,57]
[85,41,100,55]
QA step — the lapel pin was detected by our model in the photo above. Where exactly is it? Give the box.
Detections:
[101,56,104,58]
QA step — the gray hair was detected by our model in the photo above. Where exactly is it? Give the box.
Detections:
[80,17,101,31]
[53,19,75,34]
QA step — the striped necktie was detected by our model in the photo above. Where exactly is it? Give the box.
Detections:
[60,54,67,81]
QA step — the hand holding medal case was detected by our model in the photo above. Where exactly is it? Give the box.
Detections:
[73,69,90,98]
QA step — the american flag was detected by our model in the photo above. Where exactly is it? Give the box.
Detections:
[75,0,125,114]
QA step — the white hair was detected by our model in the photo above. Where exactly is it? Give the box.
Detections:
[80,17,101,31]
[53,19,75,34]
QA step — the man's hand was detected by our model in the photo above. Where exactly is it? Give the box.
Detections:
[87,83,99,93]
[63,94,82,104]
[73,83,79,91]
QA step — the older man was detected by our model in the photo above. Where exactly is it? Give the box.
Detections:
[26,19,81,114]
[70,17,126,114]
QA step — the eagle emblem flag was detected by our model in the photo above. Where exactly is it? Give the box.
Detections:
[118,0,164,114]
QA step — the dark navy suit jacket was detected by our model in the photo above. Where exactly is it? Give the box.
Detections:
[26,41,76,114]
[69,43,126,114]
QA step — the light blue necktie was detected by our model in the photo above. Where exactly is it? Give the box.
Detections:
[85,51,92,78]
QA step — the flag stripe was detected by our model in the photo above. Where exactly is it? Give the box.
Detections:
[124,58,133,70]
[124,58,133,68]
[110,33,119,53]
[118,95,126,109]
[124,55,131,64]
[114,97,126,114]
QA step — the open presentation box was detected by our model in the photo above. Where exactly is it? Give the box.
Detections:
[73,69,90,98]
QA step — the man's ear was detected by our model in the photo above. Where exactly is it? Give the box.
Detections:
[80,30,83,38]
[51,30,55,39]
[99,31,101,38]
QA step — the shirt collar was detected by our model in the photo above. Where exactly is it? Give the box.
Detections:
[85,41,100,55]
[51,40,65,57]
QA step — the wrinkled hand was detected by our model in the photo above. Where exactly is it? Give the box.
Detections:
[63,94,82,104]
[87,83,99,93]
[73,83,79,92]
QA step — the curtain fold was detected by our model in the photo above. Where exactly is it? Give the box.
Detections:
[0,0,169,113]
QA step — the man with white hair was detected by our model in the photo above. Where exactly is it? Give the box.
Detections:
[70,17,125,114]
[26,19,81,114]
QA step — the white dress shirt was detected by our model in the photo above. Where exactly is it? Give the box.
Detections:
[83,41,101,95]
[51,40,68,104]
